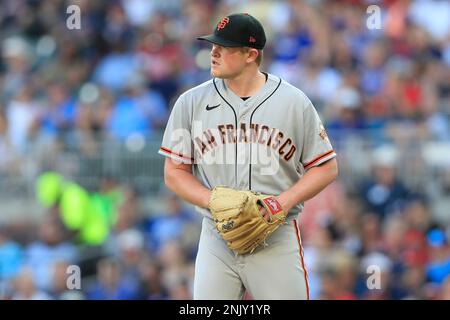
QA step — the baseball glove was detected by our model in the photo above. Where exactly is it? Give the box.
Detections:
[208,186,287,255]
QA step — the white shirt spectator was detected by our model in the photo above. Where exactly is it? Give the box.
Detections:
[6,99,38,154]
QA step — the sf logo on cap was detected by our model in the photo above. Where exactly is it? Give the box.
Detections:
[217,17,230,30]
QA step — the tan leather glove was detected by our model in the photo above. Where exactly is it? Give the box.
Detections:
[208,186,287,255]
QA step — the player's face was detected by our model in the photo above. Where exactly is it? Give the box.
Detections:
[210,44,249,79]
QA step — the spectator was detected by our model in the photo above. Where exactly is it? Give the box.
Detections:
[86,257,139,300]
[326,86,367,142]
[6,85,40,154]
[359,213,384,256]
[143,194,200,257]
[426,229,450,285]
[359,145,413,220]
[106,73,168,140]
[137,258,169,300]
[0,225,24,298]
[115,229,146,291]
[92,44,139,92]
[10,268,52,300]
[158,240,193,299]
[0,110,20,175]
[439,275,450,300]
[400,265,427,299]
[301,180,346,244]
[38,82,76,142]
[1,36,32,104]
[318,249,358,300]
[24,217,78,292]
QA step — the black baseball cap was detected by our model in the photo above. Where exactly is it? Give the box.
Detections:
[197,13,266,50]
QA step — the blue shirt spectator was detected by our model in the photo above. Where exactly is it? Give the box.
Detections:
[86,258,139,300]
[24,220,78,292]
[426,229,450,284]
[107,86,167,140]
[93,52,138,92]
[143,194,199,256]
[0,227,24,281]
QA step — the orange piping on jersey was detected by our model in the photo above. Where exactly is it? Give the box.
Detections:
[303,150,335,170]
[293,219,310,300]
[159,147,194,162]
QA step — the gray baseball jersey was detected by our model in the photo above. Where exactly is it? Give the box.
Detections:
[159,73,336,299]
[159,73,336,216]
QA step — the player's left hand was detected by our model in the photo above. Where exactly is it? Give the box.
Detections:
[259,205,271,221]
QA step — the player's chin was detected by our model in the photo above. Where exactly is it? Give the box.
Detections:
[210,68,222,78]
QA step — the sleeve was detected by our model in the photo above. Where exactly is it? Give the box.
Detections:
[301,100,336,170]
[158,94,194,164]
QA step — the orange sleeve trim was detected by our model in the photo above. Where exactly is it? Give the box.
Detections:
[303,150,335,169]
[159,147,194,161]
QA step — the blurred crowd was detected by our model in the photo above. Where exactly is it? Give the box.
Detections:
[0,0,450,299]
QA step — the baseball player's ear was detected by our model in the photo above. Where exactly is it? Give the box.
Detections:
[247,48,259,63]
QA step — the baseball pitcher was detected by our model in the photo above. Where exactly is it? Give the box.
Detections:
[159,13,338,300]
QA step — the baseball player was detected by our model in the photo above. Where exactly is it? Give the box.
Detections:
[159,13,338,300]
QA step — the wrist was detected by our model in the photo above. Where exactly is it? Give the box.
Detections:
[276,194,293,213]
